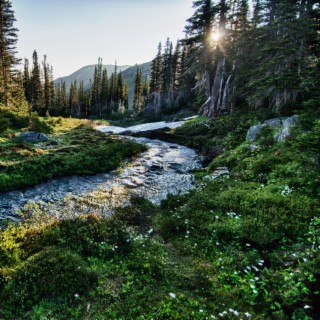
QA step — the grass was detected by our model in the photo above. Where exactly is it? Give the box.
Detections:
[0,106,319,319]
[0,118,145,192]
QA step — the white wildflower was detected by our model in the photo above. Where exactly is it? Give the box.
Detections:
[169,292,176,299]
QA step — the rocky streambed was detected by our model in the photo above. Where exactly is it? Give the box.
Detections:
[0,120,202,223]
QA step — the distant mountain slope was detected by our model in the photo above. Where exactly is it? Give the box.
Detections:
[54,61,152,107]
[54,64,131,90]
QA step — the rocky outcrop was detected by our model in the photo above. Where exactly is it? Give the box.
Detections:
[204,167,229,181]
[274,115,299,142]
[246,115,298,143]
[15,132,50,142]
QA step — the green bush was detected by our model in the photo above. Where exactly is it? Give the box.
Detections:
[28,111,54,133]
[1,246,97,315]
[0,116,10,133]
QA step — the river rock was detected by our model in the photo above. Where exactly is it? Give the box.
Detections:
[15,131,50,142]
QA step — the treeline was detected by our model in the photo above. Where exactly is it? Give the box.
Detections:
[147,0,320,117]
[135,38,196,114]
[23,56,130,118]
[0,0,132,119]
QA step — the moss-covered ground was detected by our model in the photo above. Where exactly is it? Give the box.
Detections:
[0,117,145,192]
[0,106,319,319]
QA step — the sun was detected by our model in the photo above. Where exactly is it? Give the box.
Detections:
[211,31,221,42]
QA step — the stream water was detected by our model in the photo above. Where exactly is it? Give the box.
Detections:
[0,120,202,223]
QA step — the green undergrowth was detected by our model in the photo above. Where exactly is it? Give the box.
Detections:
[0,124,145,192]
[0,107,319,319]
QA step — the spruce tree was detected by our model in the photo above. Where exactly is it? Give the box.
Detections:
[69,79,78,117]
[100,68,109,115]
[42,55,51,115]
[161,38,173,106]
[133,68,143,113]
[61,81,68,116]
[0,0,20,108]
[23,58,32,103]
[123,80,129,110]
[30,50,44,114]
[172,41,182,98]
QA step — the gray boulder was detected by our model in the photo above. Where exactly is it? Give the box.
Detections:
[246,124,265,142]
[204,167,229,181]
[274,115,299,142]
[264,118,282,128]
[15,132,50,142]
[246,115,298,143]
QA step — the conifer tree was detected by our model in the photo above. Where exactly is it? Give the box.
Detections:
[117,71,124,103]
[78,80,86,118]
[61,81,68,116]
[172,41,182,97]
[123,80,129,110]
[142,76,150,107]
[161,38,173,106]
[42,55,51,115]
[183,0,219,116]
[53,82,62,116]
[133,68,143,113]
[0,0,20,108]
[23,58,32,103]
[100,68,109,115]
[30,50,44,114]
[69,79,78,117]
[150,42,163,94]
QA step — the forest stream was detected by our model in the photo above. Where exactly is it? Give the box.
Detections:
[0,120,202,223]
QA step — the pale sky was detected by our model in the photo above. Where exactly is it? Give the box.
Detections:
[12,0,194,79]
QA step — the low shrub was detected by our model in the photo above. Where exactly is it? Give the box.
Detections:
[0,246,97,316]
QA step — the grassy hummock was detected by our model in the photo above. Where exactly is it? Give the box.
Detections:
[0,123,146,192]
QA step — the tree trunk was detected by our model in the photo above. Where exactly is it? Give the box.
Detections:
[208,58,226,117]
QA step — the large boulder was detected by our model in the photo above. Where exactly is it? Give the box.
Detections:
[274,115,299,142]
[246,124,266,142]
[15,131,50,142]
[246,115,298,143]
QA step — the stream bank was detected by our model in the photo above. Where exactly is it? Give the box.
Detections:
[0,120,202,223]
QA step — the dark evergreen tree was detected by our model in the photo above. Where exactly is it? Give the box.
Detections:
[30,50,44,114]
[0,0,21,108]
[183,0,216,111]
[23,58,32,103]
[42,55,51,115]
[172,41,182,98]
[123,80,129,110]
[117,71,124,104]
[161,38,173,106]
[100,68,109,115]
[133,68,143,113]
[69,79,78,117]
[91,57,103,116]
[61,81,68,116]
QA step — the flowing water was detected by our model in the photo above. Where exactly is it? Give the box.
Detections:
[0,120,202,222]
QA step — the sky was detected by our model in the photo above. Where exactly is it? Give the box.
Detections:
[12,0,195,79]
